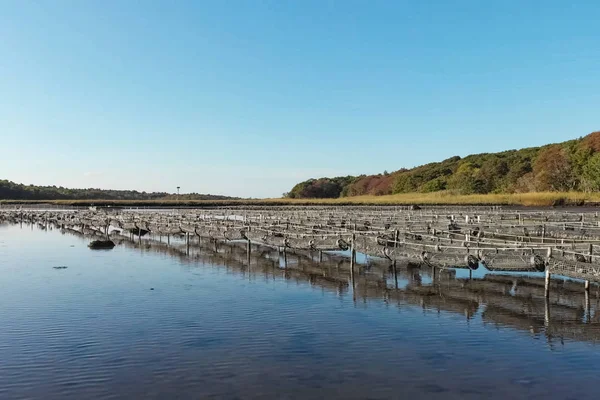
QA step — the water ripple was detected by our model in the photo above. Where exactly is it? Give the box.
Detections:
[1,225,600,399]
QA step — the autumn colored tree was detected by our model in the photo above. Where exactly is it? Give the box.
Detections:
[513,172,536,193]
[285,131,600,198]
[533,145,574,191]
[582,131,600,152]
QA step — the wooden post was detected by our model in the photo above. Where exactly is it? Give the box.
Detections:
[588,243,593,263]
[247,238,251,264]
[544,296,550,328]
[350,233,356,281]
[585,288,591,323]
[394,229,399,248]
[541,224,545,244]
[585,280,590,292]
[393,260,398,289]
[319,251,323,263]
[544,268,551,298]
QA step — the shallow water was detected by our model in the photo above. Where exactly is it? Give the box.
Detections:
[1,224,600,399]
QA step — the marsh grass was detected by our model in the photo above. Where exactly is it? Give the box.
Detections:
[1,191,599,207]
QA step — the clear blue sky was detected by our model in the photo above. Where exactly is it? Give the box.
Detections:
[1,1,599,198]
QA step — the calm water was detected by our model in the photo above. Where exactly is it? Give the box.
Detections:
[1,224,600,399]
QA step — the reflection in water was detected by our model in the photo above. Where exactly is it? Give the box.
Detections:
[1,223,600,399]
[109,230,600,345]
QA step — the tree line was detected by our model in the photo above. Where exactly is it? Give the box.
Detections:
[286,131,600,198]
[0,180,236,201]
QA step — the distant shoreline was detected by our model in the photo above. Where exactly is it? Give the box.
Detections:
[1,192,600,208]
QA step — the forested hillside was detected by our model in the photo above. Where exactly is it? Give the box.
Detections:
[0,180,236,201]
[287,131,600,199]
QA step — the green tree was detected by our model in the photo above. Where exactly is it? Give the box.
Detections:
[447,162,485,194]
[477,157,509,193]
[581,153,600,192]
[392,173,419,193]
[420,178,446,193]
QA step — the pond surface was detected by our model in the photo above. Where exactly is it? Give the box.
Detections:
[1,223,600,399]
